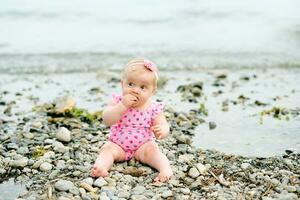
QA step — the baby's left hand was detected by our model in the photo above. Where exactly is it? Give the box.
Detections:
[151,125,164,140]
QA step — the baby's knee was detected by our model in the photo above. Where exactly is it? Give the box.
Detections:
[144,143,160,157]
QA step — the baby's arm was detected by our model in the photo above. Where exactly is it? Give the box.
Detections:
[102,99,127,126]
[151,114,170,140]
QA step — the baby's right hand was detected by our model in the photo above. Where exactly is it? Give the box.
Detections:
[122,94,138,108]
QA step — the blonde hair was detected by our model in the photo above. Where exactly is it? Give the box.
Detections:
[122,58,159,84]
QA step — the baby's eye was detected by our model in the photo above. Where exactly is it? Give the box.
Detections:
[128,82,134,87]
[141,86,146,90]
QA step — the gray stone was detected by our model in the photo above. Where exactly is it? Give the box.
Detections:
[94,177,108,188]
[132,186,146,195]
[54,180,74,191]
[161,190,173,198]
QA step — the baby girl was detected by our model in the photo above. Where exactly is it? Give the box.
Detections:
[91,58,173,182]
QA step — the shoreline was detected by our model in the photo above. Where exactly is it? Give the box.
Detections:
[0,68,300,199]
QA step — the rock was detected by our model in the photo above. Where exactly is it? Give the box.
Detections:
[132,186,146,195]
[53,141,68,153]
[39,162,53,171]
[54,180,74,191]
[195,163,207,175]
[79,182,97,193]
[209,121,217,130]
[188,167,200,178]
[99,192,110,200]
[82,177,94,186]
[178,154,194,163]
[241,163,251,170]
[23,132,35,139]
[94,177,108,188]
[55,96,75,113]
[10,157,28,167]
[180,188,190,195]
[56,160,66,169]
[56,127,71,142]
[161,190,173,198]
[285,186,297,192]
[118,191,130,198]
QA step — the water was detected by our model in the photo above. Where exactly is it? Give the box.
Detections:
[1,0,300,73]
[0,179,26,200]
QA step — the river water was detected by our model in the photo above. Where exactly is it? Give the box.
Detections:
[1,0,300,73]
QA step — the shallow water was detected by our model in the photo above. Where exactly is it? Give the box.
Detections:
[1,0,300,73]
[162,69,300,157]
[0,179,26,200]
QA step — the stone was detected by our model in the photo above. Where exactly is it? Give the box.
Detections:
[188,167,200,178]
[196,163,207,175]
[10,157,28,167]
[54,180,74,191]
[39,162,53,171]
[56,127,71,142]
[94,177,108,188]
[241,163,251,170]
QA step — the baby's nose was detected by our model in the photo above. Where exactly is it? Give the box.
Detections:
[132,87,140,93]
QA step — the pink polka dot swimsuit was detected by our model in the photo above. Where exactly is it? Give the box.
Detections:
[109,94,164,160]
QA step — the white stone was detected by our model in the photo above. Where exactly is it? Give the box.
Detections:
[196,163,207,175]
[56,127,71,142]
[39,162,53,171]
[188,167,200,178]
[241,163,251,170]
[10,157,28,167]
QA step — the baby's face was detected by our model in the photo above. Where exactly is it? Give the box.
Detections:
[122,68,156,108]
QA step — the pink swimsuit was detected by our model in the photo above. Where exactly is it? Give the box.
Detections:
[109,94,164,160]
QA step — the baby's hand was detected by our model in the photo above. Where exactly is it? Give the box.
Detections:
[122,94,138,108]
[151,125,164,140]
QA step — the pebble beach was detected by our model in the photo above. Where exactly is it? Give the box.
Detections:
[0,69,299,200]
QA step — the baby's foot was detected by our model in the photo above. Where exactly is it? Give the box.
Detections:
[91,163,109,177]
[154,169,173,183]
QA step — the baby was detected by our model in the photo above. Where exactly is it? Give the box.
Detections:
[91,58,173,182]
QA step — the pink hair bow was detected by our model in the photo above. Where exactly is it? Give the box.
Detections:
[143,59,158,73]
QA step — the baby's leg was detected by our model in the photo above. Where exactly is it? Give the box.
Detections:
[91,141,126,177]
[134,141,173,182]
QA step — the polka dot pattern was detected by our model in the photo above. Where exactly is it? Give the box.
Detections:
[109,94,164,160]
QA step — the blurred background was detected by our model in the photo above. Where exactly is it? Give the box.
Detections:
[1,0,300,73]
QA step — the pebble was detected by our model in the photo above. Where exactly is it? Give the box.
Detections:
[39,162,53,171]
[56,127,71,142]
[196,163,207,175]
[53,141,68,153]
[241,163,251,170]
[2,91,300,200]
[161,190,173,198]
[188,167,200,178]
[54,180,74,191]
[94,177,108,187]
[209,121,217,130]
[10,157,28,167]
[180,188,190,195]
[132,186,146,195]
